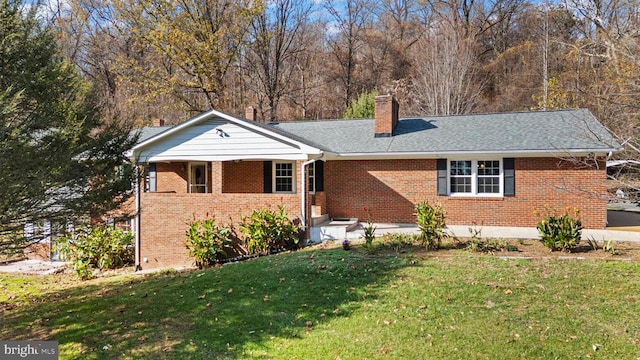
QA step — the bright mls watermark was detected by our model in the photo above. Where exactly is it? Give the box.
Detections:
[1,341,58,359]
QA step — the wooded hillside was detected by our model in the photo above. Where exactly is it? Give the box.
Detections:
[49,0,638,155]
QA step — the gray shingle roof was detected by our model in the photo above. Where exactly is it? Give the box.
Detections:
[133,126,172,143]
[272,109,621,155]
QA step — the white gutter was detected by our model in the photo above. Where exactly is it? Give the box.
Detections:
[134,167,141,271]
[300,157,321,233]
[322,148,623,160]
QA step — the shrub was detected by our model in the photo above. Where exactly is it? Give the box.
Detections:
[362,206,377,248]
[239,205,300,254]
[415,201,447,250]
[381,233,420,252]
[185,216,234,268]
[57,226,134,279]
[535,206,582,252]
[603,240,621,255]
[465,226,517,253]
[467,238,518,253]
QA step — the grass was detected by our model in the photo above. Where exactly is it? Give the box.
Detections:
[1,242,640,359]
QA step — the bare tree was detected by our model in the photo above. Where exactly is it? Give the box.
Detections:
[409,25,484,115]
[286,22,329,120]
[245,0,314,121]
[324,0,373,109]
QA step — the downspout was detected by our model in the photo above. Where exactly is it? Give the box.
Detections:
[134,164,141,272]
[300,157,321,234]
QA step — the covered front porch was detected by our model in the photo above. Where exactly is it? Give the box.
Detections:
[129,109,325,268]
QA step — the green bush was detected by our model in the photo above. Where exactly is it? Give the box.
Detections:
[381,233,420,252]
[535,207,582,252]
[57,226,134,279]
[185,216,233,268]
[239,205,300,254]
[466,238,518,253]
[362,206,377,248]
[415,201,447,250]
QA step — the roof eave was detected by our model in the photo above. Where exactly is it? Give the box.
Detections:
[324,147,622,160]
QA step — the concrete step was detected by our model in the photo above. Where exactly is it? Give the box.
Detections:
[311,214,329,226]
[309,218,359,242]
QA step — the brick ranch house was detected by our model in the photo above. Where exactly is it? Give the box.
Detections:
[127,96,621,269]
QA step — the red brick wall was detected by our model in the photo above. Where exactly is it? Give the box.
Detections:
[324,158,607,229]
[157,162,187,193]
[311,191,327,214]
[140,157,607,268]
[139,160,303,269]
[222,161,264,193]
[139,193,301,269]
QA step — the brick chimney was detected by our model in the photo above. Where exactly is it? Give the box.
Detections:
[152,118,165,127]
[245,106,257,122]
[374,95,399,137]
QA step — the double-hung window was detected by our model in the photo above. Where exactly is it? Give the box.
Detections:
[450,160,473,193]
[145,163,157,192]
[449,159,502,196]
[274,162,295,193]
[476,160,501,193]
[308,161,315,193]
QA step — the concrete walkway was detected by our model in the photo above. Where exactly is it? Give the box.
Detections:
[346,208,640,243]
[346,223,639,243]
[0,260,67,275]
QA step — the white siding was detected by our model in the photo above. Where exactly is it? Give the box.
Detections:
[137,119,310,162]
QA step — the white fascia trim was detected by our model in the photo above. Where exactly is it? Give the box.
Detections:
[324,148,621,160]
[139,154,313,163]
[130,109,322,161]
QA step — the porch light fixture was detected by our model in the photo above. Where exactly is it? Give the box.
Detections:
[215,128,227,137]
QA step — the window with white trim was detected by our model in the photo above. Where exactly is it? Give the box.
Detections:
[308,161,315,193]
[189,162,207,193]
[449,159,502,195]
[274,161,295,193]
[450,160,472,193]
[144,163,156,192]
[477,160,501,193]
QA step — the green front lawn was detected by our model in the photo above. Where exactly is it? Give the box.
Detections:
[1,244,639,359]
